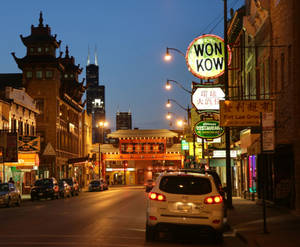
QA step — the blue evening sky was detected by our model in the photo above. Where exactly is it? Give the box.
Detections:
[0,0,244,130]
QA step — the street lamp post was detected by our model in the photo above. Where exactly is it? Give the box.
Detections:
[164,47,185,61]
[165,79,192,94]
[98,121,108,179]
[166,99,190,126]
[223,0,233,210]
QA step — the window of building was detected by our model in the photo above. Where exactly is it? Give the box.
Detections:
[11,118,17,132]
[18,120,23,135]
[45,47,49,53]
[30,47,34,53]
[36,71,43,79]
[31,125,35,136]
[280,53,285,90]
[26,71,32,79]
[274,60,278,93]
[45,71,53,79]
[64,74,68,78]
[35,98,44,115]
[37,47,42,53]
[25,122,29,136]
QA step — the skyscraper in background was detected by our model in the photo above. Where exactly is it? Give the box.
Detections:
[116,111,132,130]
[86,48,105,143]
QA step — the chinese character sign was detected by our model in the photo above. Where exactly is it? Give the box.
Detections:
[192,87,225,110]
[220,100,274,127]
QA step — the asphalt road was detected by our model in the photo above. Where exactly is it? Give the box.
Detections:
[0,186,245,246]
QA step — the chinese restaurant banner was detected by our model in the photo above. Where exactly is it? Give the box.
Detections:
[220,100,274,127]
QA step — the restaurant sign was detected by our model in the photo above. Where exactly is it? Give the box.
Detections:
[186,34,232,79]
[194,121,224,139]
[220,100,274,127]
[192,87,225,110]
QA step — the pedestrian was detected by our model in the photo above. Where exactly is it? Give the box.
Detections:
[8,177,14,184]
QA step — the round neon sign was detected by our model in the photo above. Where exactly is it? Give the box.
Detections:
[185,34,232,79]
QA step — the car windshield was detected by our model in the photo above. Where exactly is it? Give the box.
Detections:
[0,183,9,192]
[34,179,53,187]
[62,179,73,185]
[159,176,212,195]
[91,181,100,185]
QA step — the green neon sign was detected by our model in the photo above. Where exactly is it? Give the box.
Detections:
[194,120,224,139]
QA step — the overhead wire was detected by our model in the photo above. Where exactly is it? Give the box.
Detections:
[201,0,244,35]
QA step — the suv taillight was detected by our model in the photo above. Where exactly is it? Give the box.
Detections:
[149,192,166,201]
[204,195,223,204]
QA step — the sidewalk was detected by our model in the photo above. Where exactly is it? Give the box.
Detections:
[227,197,300,247]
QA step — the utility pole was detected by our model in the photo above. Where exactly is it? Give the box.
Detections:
[224,0,233,209]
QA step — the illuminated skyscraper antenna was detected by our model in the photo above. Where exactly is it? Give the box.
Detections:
[87,45,90,65]
[95,45,98,66]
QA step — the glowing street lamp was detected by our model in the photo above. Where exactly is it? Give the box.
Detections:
[164,47,185,61]
[164,79,192,94]
[166,112,172,120]
[165,81,171,90]
[177,119,184,128]
[166,99,171,108]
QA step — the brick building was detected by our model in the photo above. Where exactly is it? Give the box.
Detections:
[228,0,300,213]
[11,12,88,181]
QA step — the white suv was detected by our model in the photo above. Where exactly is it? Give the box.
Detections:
[145,171,224,242]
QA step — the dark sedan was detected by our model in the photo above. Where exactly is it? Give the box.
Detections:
[30,178,59,200]
[88,180,105,192]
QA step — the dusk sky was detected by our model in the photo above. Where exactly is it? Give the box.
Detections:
[0,0,244,131]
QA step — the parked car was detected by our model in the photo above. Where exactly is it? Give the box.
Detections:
[144,179,155,192]
[61,178,80,196]
[58,180,72,198]
[88,180,105,192]
[30,178,59,201]
[179,169,225,198]
[0,183,21,207]
[145,171,224,243]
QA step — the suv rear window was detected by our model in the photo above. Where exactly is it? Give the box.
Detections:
[159,176,212,195]
[34,179,53,186]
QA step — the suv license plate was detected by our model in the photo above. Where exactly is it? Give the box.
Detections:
[177,204,192,212]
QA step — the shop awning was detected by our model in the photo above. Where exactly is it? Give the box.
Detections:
[4,152,39,168]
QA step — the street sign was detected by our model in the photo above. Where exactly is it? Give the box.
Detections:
[185,34,232,79]
[192,87,225,110]
[220,100,274,127]
[43,142,56,156]
[194,120,224,139]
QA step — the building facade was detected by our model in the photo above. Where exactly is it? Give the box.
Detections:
[228,0,300,212]
[11,12,87,181]
[0,86,39,194]
[86,52,106,143]
[91,129,183,185]
[116,111,132,130]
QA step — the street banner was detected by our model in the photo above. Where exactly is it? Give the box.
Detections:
[18,136,40,152]
[220,100,274,127]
